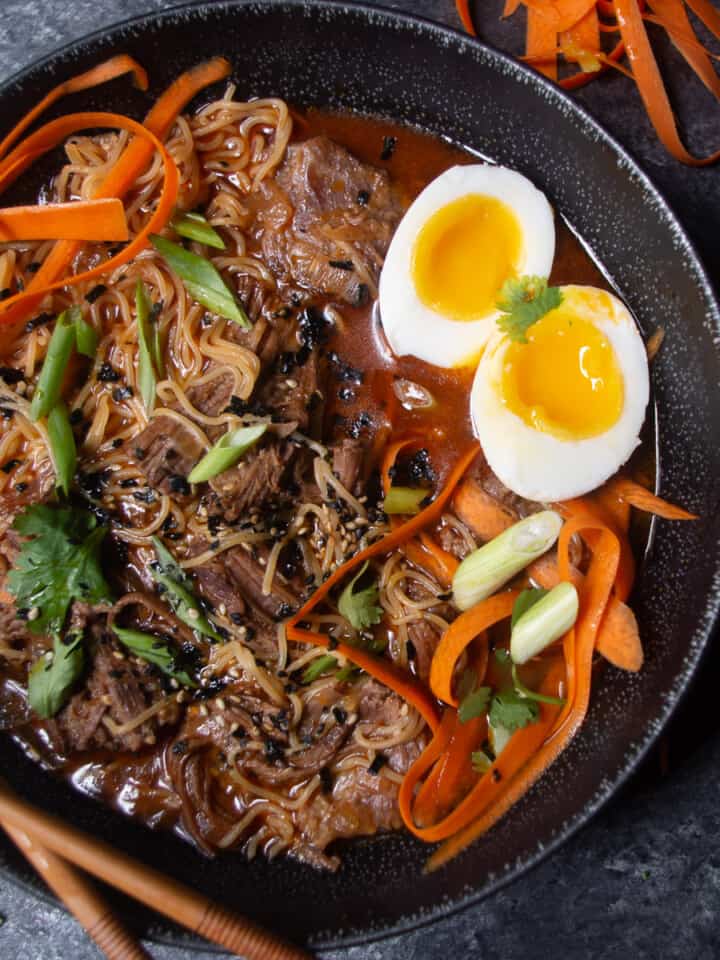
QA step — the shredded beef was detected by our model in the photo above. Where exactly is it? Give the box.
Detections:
[132,416,204,494]
[330,437,367,495]
[209,440,298,524]
[261,137,403,305]
[258,349,326,433]
[186,372,236,418]
[224,544,299,621]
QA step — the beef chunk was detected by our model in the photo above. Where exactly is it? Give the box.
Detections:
[261,137,403,305]
[224,544,299,621]
[209,440,298,524]
[186,372,235,418]
[133,416,204,494]
[330,437,367,495]
[406,619,439,683]
[194,558,247,621]
[56,636,179,753]
[227,304,296,372]
[437,522,474,561]
[258,349,325,433]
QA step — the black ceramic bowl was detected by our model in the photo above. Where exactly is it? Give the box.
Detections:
[1,1,720,950]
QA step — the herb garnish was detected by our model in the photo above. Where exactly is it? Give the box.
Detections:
[150,536,222,642]
[28,632,84,718]
[338,560,382,631]
[302,654,338,684]
[7,504,111,639]
[496,275,563,343]
[112,625,198,687]
[488,690,540,732]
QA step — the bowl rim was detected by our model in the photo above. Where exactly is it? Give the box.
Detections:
[1,0,719,949]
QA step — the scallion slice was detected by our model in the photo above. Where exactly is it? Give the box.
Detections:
[112,625,198,687]
[135,278,157,412]
[382,485,429,516]
[172,211,225,250]
[302,654,338,683]
[73,312,98,358]
[187,423,267,484]
[47,402,76,496]
[452,510,563,611]
[510,581,578,665]
[29,308,79,421]
[150,536,223,642]
[150,234,250,328]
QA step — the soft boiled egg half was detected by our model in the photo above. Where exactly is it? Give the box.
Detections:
[378,164,555,368]
[471,285,650,502]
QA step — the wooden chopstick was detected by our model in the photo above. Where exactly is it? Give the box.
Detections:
[0,780,312,960]
[2,819,151,960]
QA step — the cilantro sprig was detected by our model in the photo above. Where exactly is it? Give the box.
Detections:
[7,504,112,639]
[496,275,563,343]
[489,690,540,732]
[338,560,382,632]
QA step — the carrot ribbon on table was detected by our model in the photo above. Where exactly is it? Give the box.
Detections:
[0,199,129,242]
[0,57,231,340]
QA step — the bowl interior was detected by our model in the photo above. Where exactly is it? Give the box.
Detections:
[1,1,720,948]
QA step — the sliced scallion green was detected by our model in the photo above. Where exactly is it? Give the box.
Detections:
[135,278,157,412]
[150,234,250,328]
[172,211,225,250]
[471,749,493,774]
[187,423,267,484]
[29,308,79,421]
[73,312,98,358]
[511,663,566,706]
[510,581,578,665]
[112,625,198,687]
[382,485,429,516]
[150,536,222,642]
[47,402,76,496]
[302,654,338,684]
[452,510,563,611]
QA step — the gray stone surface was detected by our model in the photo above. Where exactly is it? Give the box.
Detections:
[1,1,719,958]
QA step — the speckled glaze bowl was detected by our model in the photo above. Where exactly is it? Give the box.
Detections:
[1,0,719,950]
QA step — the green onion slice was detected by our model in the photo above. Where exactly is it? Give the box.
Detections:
[150,234,250,328]
[47,402,76,496]
[452,510,563,612]
[29,308,79,421]
[172,212,225,250]
[150,536,222,642]
[73,312,98,358]
[302,654,338,684]
[187,423,267,484]
[112,625,198,687]
[510,581,578,665]
[382,485,430,516]
[135,278,157,412]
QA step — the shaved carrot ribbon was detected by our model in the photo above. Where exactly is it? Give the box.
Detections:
[286,443,482,731]
[460,1,720,164]
[0,198,128,242]
[456,0,476,34]
[605,476,697,519]
[0,54,148,162]
[0,57,231,340]
[422,516,619,869]
[556,495,635,602]
[429,591,519,707]
[0,111,178,317]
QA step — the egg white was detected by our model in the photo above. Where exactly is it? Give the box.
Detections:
[470,285,650,502]
[378,164,555,368]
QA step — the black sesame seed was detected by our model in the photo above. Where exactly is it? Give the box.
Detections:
[15,482,28,493]
[368,753,387,775]
[332,706,347,725]
[0,367,23,385]
[85,284,108,304]
[380,135,397,160]
[319,767,334,794]
[0,289,10,301]
[357,189,370,206]
[26,262,41,274]
[24,312,53,333]
[98,363,120,383]
[69,407,84,425]
[328,259,354,271]
[171,739,189,756]
[112,386,133,402]
[168,475,190,495]
[0,459,20,474]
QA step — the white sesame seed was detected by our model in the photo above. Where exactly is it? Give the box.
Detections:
[216,698,226,711]
[15,381,26,396]
[187,608,200,620]
[199,704,209,717]
[218,603,227,616]
[285,378,298,388]
[27,606,40,622]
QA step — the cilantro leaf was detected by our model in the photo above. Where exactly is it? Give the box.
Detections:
[7,505,112,639]
[496,275,563,343]
[28,633,84,718]
[489,690,540,732]
[511,587,550,628]
[458,684,492,723]
[338,560,382,631]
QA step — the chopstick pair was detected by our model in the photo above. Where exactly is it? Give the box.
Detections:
[0,780,312,960]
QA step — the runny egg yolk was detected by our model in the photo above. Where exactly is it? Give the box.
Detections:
[501,311,624,441]
[411,193,522,322]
